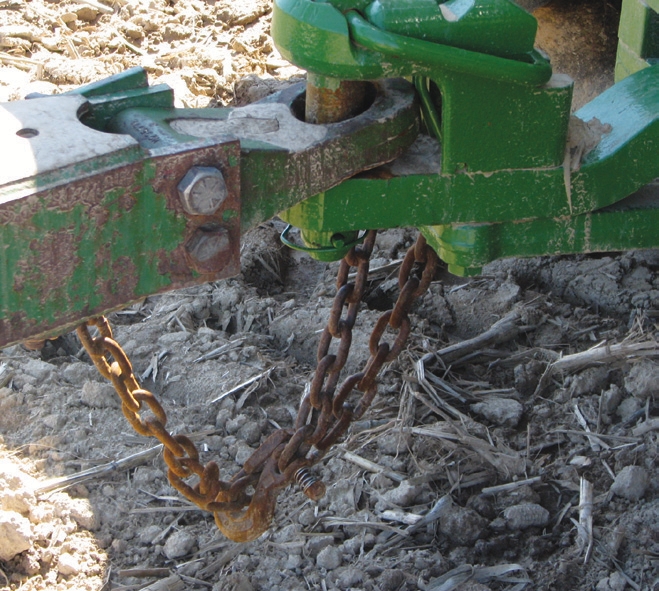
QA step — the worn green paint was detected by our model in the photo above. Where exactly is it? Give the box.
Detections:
[105,105,323,230]
[2,66,418,342]
[1,203,82,323]
[102,106,309,230]
[0,161,185,324]
[101,77,418,233]
[96,101,321,231]
[101,162,185,296]
[0,143,145,205]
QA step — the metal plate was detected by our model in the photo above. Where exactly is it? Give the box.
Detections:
[0,139,241,348]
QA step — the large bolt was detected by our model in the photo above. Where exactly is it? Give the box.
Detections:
[188,230,229,261]
[186,225,231,274]
[177,166,228,216]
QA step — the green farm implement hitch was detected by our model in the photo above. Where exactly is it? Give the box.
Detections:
[275,0,659,275]
[1,0,658,346]
[1,0,659,541]
[1,0,658,349]
[0,69,417,346]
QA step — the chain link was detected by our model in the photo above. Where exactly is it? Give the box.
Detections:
[76,232,438,542]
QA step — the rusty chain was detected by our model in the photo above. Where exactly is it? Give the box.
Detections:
[76,232,438,542]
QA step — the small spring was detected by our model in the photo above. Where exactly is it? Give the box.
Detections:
[294,468,326,501]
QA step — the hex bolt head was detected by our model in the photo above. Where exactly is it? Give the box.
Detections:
[186,228,231,263]
[177,166,228,216]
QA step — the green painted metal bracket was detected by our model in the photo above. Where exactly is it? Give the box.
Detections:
[0,71,417,347]
[281,64,659,231]
[616,0,659,81]
[422,181,659,276]
[0,87,243,347]
[274,0,659,274]
[273,0,561,175]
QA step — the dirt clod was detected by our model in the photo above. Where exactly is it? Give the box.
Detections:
[57,552,81,576]
[595,571,628,591]
[213,573,254,591]
[164,529,196,559]
[0,511,32,561]
[624,360,659,399]
[610,466,649,501]
[470,398,524,427]
[316,545,342,570]
[440,505,488,546]
[503,503,550,530]
[378,568,406,591]
[381,480,424,507]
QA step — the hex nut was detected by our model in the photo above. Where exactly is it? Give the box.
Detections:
[177,166,228,216]
[186,226,231,273]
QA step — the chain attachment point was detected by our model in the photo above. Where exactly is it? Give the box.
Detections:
[76,231,438,542]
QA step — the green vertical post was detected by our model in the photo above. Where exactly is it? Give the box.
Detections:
[616,0,659,81]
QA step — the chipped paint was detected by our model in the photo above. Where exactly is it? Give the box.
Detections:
[0,138,242,347]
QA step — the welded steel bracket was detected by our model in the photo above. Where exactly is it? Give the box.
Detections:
[273,0,659,274]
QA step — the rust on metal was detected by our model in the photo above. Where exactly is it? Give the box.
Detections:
[185,225,232,274]
[0,139,241,348]
[1,78,419,349]
[305,77,370,124]
[294,467,327,501]
[76,234,438,543]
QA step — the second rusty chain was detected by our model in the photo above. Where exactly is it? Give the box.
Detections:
[77,232,438,542]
